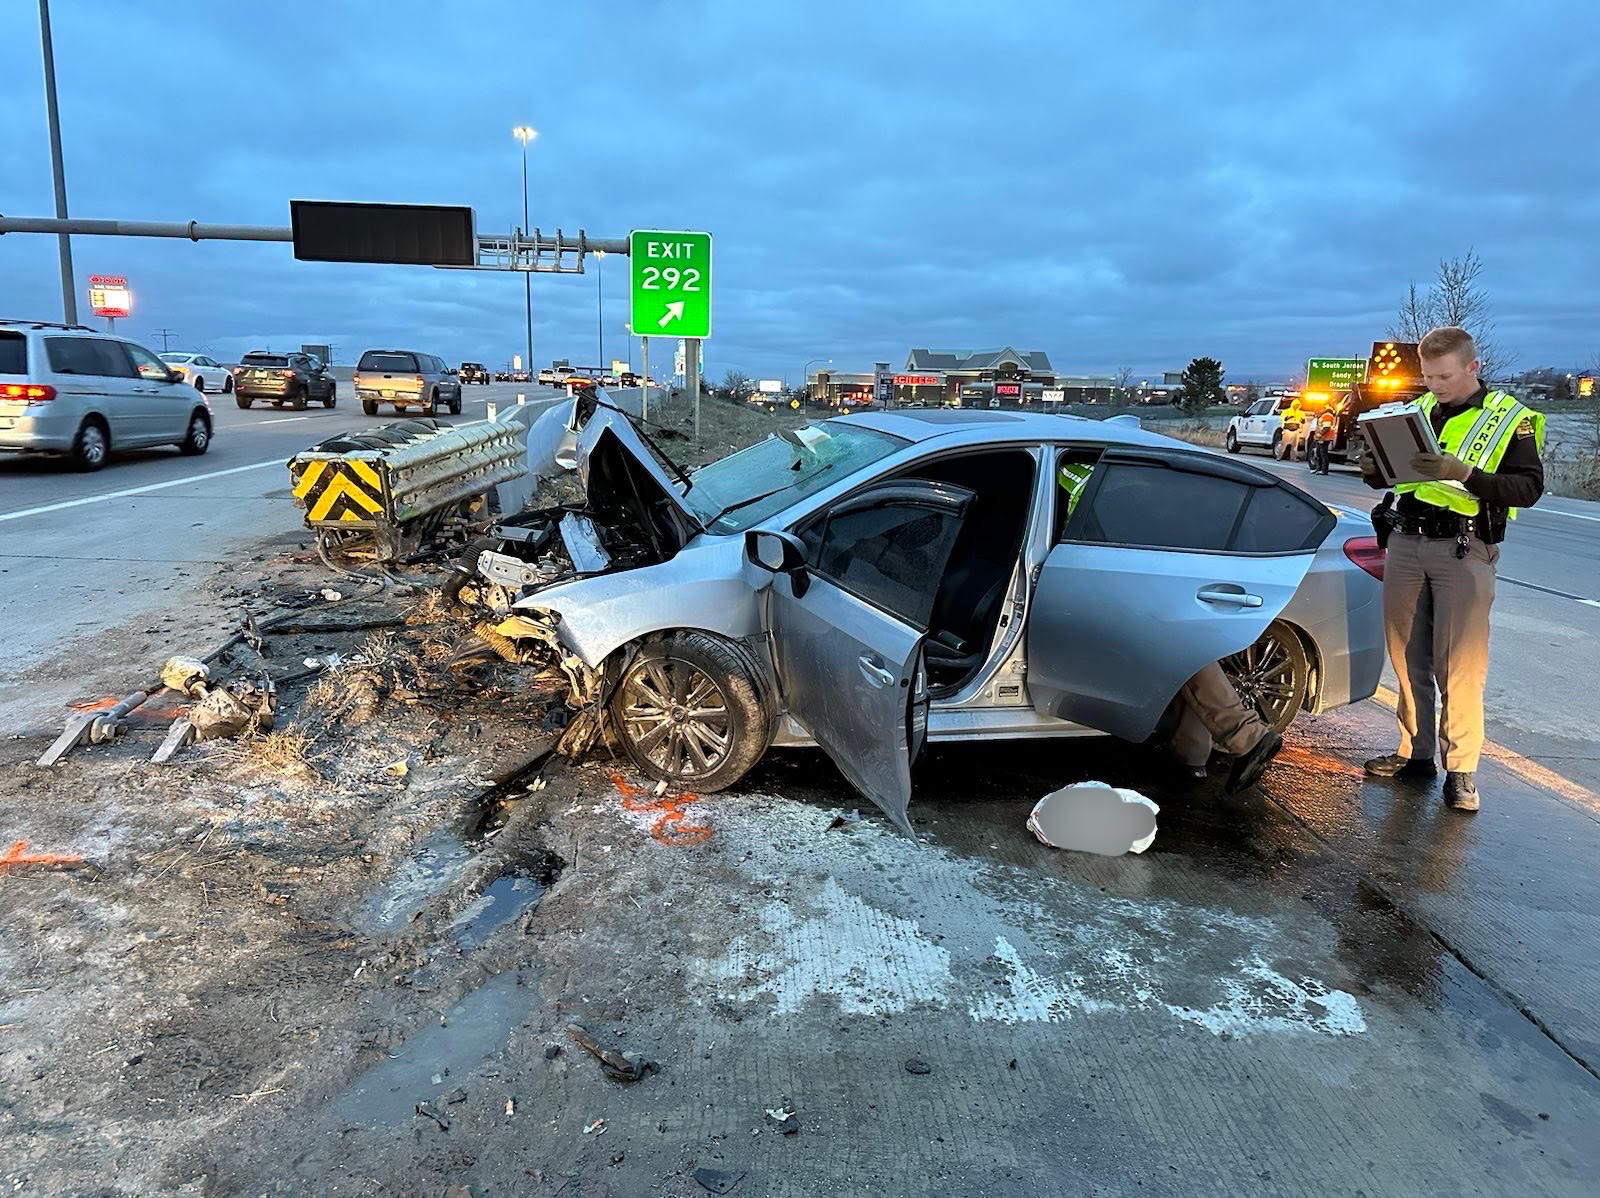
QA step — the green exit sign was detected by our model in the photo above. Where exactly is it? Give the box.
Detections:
[1305,357,1366,394]
[629,230,712,339]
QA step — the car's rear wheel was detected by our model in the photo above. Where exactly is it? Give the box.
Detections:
[609,632,769,792]
[223,375,234,394]
[72,418,109,472]
[324,382,337,408]
[1221,620,1309,734]
[235,394,252,409]
[362,399,378,416]
[179,411,210,455]
[427,390,440,415]
[193,375,205,392]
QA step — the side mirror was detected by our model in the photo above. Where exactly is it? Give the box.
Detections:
[745,529,806,574]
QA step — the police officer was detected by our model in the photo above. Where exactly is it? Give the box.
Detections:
[1058,457,1283,792]
[1359,326,1545,811]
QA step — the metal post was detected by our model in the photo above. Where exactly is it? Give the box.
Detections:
[596,253,604,371]
[38,0,77,324]
[520,145,532,378]
[105,316,114,333]
[688,338,701,443]
[641,336,649,424]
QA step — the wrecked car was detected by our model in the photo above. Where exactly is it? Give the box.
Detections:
[454,392,1386,833]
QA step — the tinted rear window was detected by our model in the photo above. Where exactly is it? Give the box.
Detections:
[45,337,135,379]
[359,352,418,372]
[0,333,26,375]
[242,353,289,367]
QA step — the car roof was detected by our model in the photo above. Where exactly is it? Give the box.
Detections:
[0,319,100,335]
[832,408,1193,451]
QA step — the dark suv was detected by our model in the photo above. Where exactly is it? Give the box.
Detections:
[234,351,336,410]
[459,361,489,385]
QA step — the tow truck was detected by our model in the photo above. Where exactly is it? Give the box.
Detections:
[1312,341,1425,469]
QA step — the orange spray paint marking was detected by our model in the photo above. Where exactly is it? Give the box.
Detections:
[1,841,86,873]
[612,774,714,846]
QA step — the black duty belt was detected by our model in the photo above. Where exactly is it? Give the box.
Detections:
[1397,509,1473,540]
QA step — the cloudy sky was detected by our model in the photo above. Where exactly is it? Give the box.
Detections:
[2,1,1595,382]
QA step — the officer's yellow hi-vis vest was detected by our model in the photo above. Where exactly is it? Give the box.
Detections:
[1057,461,1094,518]
[1395,391,1545,518]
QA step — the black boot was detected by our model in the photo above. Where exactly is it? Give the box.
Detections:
[1227,730,1283,794]
[1444,772,1480,812]
[1364,753,1439,779]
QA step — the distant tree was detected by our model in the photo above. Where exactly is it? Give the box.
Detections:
[1389,248,1511,382]
[719,369,754,401]
[1554,375,1573,403]
[1112,365,1136,406]
[1177,357,1226,414]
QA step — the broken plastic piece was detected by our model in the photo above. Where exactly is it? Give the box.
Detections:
[320,588,343,602]
[1027,782,1159,856]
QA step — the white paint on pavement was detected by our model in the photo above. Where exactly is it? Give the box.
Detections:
[691,797,1365,1038]
[0,458,283,524]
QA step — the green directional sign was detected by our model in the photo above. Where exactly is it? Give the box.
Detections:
[629,230,712,339]
[1305,356,1366,395]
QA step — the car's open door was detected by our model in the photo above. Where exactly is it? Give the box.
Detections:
[1027,447,1333,740]
[746,481,974,834]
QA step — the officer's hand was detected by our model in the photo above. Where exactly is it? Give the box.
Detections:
[1410,452,1472,483]
[1358,447,1379,478]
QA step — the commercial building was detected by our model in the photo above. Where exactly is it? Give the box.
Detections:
[807,347,1127,408]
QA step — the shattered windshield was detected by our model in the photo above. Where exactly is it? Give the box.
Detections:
[683,423,908,535]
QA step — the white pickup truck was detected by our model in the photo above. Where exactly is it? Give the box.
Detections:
[1225,396,1298,459]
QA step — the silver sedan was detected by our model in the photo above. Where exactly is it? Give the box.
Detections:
[464,400,1387,832]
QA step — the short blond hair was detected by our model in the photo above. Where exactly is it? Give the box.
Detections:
[1419,326,1477,364]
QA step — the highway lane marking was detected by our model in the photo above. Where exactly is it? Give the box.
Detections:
[1534,507,1600,525]
[1373,685,1600,819]
[258,416,311,424]
[0,458,284,524]
[1500,575,1600,609]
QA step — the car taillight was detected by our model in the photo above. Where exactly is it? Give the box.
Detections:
[1343,536,1384,581]
[1,383,57,403]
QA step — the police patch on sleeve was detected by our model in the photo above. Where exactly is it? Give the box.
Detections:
[1515,419,1533,438]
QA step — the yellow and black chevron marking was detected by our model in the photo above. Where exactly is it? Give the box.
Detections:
[290,458,386,525]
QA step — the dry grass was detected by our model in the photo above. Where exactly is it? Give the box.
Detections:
[215,727,330,783]
[1547,454,1600,501]
[406,588,452,626]
[1162,421,1229,450]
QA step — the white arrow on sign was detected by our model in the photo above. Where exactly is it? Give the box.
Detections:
[657,301,684,329]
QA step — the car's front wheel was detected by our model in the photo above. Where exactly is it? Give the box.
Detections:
[179,411,210,455]
[1271,430,1287,460]
[1220,620,1309,734]
[325,382,337,408]
[609,632,770,792]
[1225,428,1239,453]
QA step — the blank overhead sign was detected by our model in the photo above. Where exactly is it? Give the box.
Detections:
[290,200,476,266]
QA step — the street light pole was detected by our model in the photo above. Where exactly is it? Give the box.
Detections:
[512,126,537,377]
[38,0,77,324]
[595,250,605,371]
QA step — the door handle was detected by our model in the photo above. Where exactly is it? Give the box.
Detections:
[1197,587,1263,608]
[858,656,895,688]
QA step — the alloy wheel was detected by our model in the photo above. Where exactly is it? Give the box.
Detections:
[1222,635,1300,729]
[618,656,732,780]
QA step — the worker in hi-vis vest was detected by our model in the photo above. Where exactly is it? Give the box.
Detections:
[1057,456,1284,793]
[1360,326,1545,812]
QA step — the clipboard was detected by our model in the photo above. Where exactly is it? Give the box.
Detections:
[1356,402,1440,485]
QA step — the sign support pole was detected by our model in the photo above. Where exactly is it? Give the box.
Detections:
[641,337,649,424]
[687,338,701,443]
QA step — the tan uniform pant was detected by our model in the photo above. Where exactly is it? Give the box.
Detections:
[1383,532,1498,773]
[1171,663,1270,768]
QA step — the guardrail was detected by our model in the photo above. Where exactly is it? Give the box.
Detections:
[287,418,525,560]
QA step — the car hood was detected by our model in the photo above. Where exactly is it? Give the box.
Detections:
[529,390,703,558]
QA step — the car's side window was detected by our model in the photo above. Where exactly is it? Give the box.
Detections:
[124,343,171,380]
[1054,449,1104,542]
[45,337,132,379]
[800,502,964,629]
[1072,462,1250,552]
[1231,486,1333,553]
